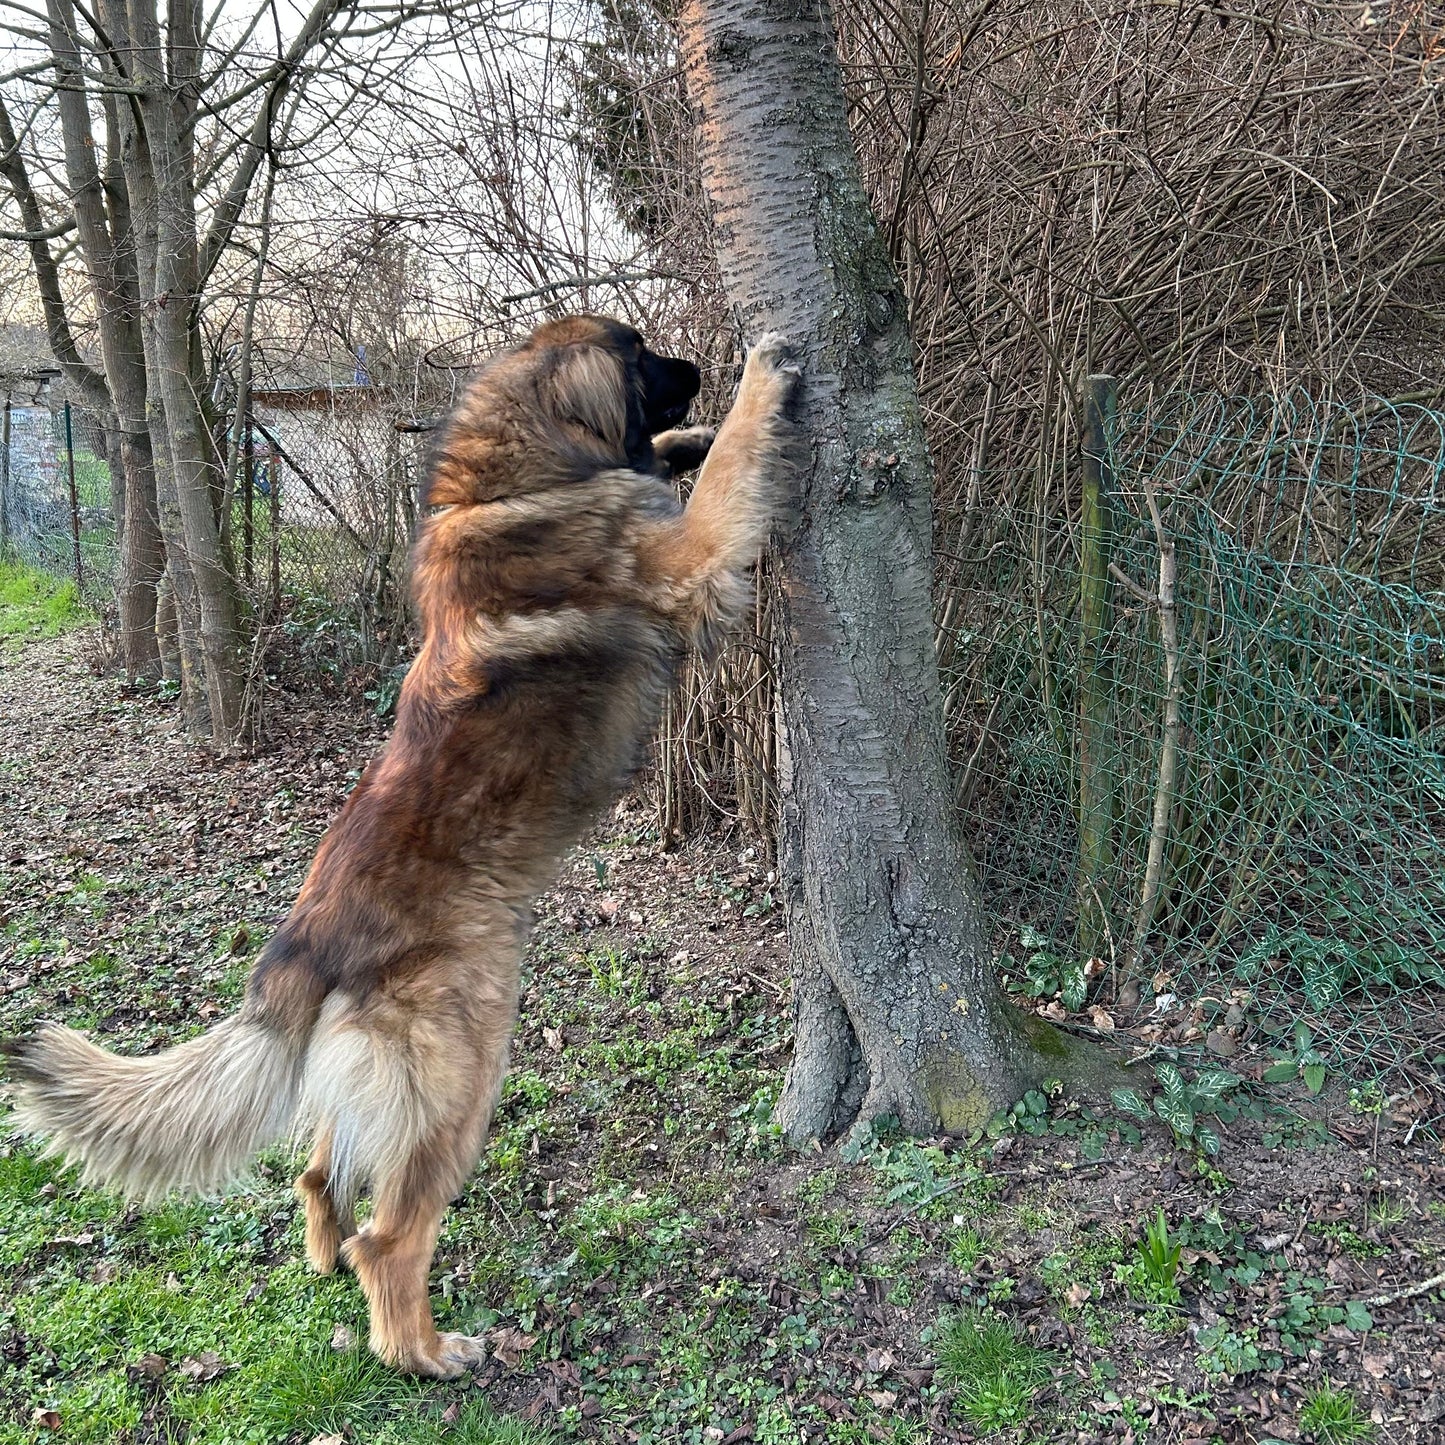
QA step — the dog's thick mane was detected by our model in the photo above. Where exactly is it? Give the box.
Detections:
[424,317,655,508]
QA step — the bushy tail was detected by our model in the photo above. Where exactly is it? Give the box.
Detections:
[3,1004,314,1204]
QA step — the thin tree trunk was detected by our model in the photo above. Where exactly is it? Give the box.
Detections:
[46,0,163,682]
[680,0,1123,1141]
[107,54,211,732]
[101,0,247,743]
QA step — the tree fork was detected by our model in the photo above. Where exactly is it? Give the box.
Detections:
[679,0,1125,1142]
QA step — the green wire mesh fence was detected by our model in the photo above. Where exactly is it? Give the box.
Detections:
[943,387,1445,1087]
[0,398,117,599]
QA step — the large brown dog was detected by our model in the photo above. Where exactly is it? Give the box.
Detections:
[3,316,798,1377]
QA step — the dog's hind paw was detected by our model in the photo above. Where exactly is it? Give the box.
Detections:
[430,1332,490,1378]
[390,1331,490,1379]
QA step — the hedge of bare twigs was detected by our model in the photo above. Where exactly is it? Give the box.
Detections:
[604,0,1445,1074]
[636,0,1445,824]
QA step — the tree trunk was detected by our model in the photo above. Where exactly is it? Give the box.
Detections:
[680,0,1123,1142]
[100,0,247,744]
[46,0,163,684]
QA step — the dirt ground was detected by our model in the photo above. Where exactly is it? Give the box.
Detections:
[1,631,1442,1445]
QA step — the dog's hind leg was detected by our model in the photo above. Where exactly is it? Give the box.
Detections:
[295,1126,357,1274]
[343,1085,499,1378]
[338,992,514,1379]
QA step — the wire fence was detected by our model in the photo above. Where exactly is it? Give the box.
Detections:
[0,390,426,680]
[5,381,1443,1082]
[942,387,1445,1083]
[0,398,115,597]
[237,394,425,680]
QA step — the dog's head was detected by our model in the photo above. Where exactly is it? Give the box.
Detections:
[524,315,700,468]
[425,316,702,508]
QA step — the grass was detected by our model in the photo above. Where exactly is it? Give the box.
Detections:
[0,558,90,647]
[934,1307,1054,1432]
[1298,1383,1377,1443]
[0,655,1431,1443]
[0,1141,557,1445]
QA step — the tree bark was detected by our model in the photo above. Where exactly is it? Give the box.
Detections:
[680,0,1123,1142]
[96,0,247,743]
[46,0,163,683]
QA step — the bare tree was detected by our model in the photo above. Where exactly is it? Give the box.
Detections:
[0,0,492,740]
[679,0,1122,1142]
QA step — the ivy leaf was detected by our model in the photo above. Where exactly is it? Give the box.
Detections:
[1155,1062,1186,1101]
[1233,930,1281,980]
[1060,964,1088,1013]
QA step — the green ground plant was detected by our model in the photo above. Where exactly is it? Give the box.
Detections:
[933,1307,1054,1432]
[1298,1383,1376,1444]
[1117,1208,1182,1307]
[1111,1063,1248,1155]
[0,560,90,647]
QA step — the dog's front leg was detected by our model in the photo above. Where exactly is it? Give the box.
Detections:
[634,334,800,649]
[651,424,716,477]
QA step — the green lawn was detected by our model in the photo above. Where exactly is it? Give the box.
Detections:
[0,646,1433,1444]
[0,559,91,649]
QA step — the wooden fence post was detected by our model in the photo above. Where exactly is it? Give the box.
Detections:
[242,413,254,588]
[1077,374,1118,967]
[1,398,11,555]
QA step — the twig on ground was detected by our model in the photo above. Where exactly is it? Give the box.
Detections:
[1362,1270,1445,1308]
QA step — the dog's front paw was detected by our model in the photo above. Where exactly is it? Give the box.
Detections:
[653,424,717,475]
[748,332,802,378]
[742,333,802,413]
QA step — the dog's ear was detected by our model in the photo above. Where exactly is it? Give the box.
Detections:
[541,344,628,450]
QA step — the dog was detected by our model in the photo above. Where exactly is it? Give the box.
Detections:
[2,315,799,1377]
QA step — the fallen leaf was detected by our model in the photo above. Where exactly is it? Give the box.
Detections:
[330,1324,356,1351]
[488,1326,536,1368]
[178,1351,228,1382]
[31,1409,61,1430]
[132,1353,168,1380]
[1206,1028,1238,1057]
[1065,1282,1092,1307]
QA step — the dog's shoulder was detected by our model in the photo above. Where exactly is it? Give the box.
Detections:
[411,466,680,634]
